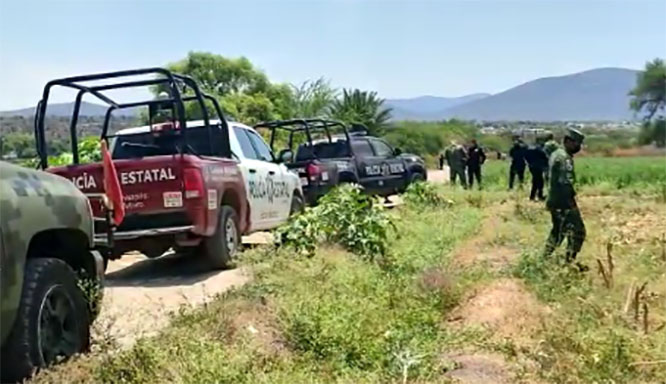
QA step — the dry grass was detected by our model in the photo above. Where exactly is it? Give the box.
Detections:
[447,279,549,341]
[441,352,513,384]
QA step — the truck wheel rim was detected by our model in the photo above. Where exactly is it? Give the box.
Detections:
[225,217,237,256]
[37,285,80,365]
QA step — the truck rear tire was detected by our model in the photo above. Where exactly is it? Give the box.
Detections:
[0,258,90,383]
[202,206,239,269]
[410,172,425,184]
[290,193,304,215]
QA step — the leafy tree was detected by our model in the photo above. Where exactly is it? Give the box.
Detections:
[630,58,666,121]
[638,118,666,147]
[630,58,666,147]
[158,52,295,124]
[266,83,296,121]
[167,52,270,96]
[329,89,392,136]
[382,120,478,157]
[291,78,337,117]
[2,133,36,158]
[221,92,275,125]
[46,136,102,166]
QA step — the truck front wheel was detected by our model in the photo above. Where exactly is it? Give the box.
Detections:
[202,206,239,269]
[0,258,90,382]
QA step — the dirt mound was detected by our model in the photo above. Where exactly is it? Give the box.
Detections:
[442,352,513,384]
[455,246,518,270]
[451,204,519,270]
[227,300,288,356]
[448,279,549,339]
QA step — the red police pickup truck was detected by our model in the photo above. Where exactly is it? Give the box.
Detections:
[35,68,250,269]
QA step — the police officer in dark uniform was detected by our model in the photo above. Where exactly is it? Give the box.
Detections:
[544,129,586,268]
[508,135,527,189]
[466,139,486,189]
[526,134,550,200]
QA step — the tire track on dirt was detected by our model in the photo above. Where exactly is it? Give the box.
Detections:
[96,251,250,348]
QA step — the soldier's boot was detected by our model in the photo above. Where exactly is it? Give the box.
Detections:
[565,249,589,272]
[543,242,556,257]
[570,252,590,271]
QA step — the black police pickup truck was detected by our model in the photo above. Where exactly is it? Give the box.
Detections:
[255,119,427,205]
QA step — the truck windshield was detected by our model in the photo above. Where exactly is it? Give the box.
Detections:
[296,140,351,161]
[110,126,223,159]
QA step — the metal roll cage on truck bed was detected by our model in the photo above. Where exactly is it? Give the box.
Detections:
[34,67,231,167]
[255,118,351,156]
[33,68,232,255]
[254,118,356,205]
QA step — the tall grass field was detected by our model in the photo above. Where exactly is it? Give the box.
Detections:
[481,156,666,193]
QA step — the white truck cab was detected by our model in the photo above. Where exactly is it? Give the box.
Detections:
[227,122,303,231]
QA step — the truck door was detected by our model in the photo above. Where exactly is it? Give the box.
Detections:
[244,128,293,228]
[352,138,384,194]
[232,126,291,231]
[367,138,407,193]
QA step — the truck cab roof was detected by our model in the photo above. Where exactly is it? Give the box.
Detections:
[113,119,249,136]
[111,120,257,161]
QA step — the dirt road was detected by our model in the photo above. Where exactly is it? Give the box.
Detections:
[428,168,449,183]
[98,251,250,347]
[97,171,447,347]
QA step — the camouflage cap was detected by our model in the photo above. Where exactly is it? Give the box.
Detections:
[565,128,585,143]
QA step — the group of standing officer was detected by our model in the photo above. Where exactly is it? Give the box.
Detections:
[438,129,588,269]
[440,139,487,189]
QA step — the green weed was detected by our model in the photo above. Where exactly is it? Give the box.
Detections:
[276,184,394,260]
[403,181,450,208]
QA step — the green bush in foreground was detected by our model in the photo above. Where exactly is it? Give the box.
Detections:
[277,184,394,260]
[403,181,451,208]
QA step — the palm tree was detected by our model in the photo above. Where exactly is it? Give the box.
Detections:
[329,89,392,135]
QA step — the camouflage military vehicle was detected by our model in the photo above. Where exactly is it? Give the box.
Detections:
[0,161,105,382]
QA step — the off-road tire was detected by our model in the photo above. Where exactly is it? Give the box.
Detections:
[410,172,426,184]
[290,193,305,215]
[202,206,239,269]
[0,258,90,383]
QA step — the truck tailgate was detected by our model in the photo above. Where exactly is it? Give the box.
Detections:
[48,156,185,220]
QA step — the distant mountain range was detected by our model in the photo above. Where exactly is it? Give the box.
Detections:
[0,101,137,118]
[385,94,490,120]
[385,68,640,121]
[1,67,641,122]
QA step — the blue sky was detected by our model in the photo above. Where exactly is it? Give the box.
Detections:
[0,0,664,110]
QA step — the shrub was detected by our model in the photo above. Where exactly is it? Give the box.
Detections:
[403,181,450,207]
[277,184,394,260]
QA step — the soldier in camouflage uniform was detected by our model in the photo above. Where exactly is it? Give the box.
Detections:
[543,129,586,266]
[543,133,559,185]
[444,141,468,189]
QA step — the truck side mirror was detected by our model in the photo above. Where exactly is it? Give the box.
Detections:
[394,147,402,156]
[277,149,293,164]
